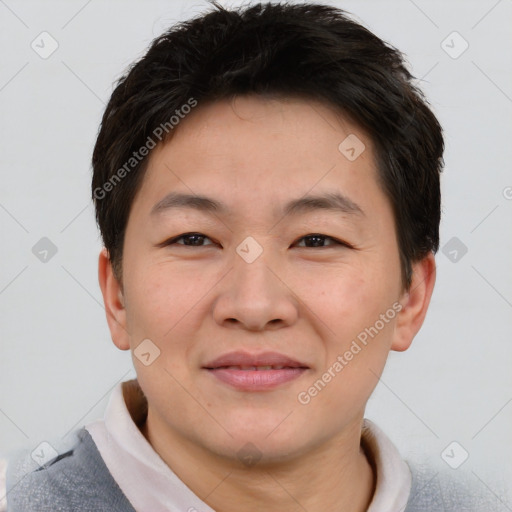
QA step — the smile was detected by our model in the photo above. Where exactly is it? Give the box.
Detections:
[203,350,310,391]
[215,365,297,370]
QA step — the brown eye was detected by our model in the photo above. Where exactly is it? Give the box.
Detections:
[166,233,215,247]
[294,234,348,248]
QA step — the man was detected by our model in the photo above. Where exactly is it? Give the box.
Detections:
[5,1,500,510]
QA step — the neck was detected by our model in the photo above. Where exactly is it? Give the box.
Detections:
[141,411,375,512]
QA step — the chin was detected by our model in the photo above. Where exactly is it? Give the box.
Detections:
[210,433,311,468]
[212,418,314,460]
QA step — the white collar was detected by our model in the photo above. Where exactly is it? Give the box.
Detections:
[363,419,412,511]
[86,381,411,512]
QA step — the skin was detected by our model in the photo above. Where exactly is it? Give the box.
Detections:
[98,95,436,512]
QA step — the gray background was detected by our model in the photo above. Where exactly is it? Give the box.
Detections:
[1,0,511,502]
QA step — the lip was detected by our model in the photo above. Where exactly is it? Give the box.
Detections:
[203,350,309,369]
[203,351,309,391]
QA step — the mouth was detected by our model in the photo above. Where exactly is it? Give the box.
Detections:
[203,351,309,391]
[210,365,303,370]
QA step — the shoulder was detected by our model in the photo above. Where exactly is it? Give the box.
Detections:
[5,428,135,512]
[404,461,511,512]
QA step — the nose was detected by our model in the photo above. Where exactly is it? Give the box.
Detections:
[212,250,299,332]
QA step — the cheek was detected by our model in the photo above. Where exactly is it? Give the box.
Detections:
[124,261,226,361]
[124,269,202,401]
[294,265,388,331]
[293,265,399,375]
[124,263,194,340]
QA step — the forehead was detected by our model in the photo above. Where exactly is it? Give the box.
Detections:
[167,94,374,160]
[130,95,388,224]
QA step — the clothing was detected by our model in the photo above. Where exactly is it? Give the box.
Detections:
[85,382,411,511]
[3,380,507,511]
[5,429,134,512]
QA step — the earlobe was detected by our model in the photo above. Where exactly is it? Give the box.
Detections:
[98,248,131,351]
[391,252,436,352]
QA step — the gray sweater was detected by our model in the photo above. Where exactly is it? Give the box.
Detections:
[5,428,507,511]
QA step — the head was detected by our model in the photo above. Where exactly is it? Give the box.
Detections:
[94,2,443,464]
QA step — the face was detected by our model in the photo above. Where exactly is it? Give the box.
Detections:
[100,95,434,464]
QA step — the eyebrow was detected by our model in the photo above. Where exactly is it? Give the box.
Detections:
[150,191,364,218]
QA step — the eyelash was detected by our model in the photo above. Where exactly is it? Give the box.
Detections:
[162,232,352,249]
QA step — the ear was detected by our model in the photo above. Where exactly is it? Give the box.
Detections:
[98,248,130,350]
[391,252,436,352]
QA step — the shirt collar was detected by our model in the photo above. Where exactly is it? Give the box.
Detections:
[363,418,412,511]
[86,380,411,511]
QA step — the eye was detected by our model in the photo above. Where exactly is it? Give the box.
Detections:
[293,234,350,248]
[164,232,216,247]
[160,233,351,249]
